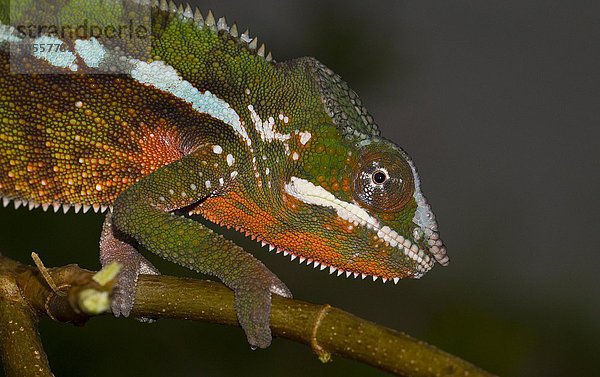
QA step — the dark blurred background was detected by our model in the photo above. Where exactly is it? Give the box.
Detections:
[1,0,598,376]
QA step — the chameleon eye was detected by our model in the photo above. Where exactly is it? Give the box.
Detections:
[354,151,414,212]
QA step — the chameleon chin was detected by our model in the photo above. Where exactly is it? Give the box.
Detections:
[0,0,448,348]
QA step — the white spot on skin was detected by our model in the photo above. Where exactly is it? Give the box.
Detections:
[31,35,77,70]
[212,145,223,154]
[265,168,270,175]
[299,131,312,145]
[292,152,299,161]
[219,178,224,186]
[226,154,234,166]
[74,37,105,68]
[95,184,102,191]
[75,101,83,108]
[190,184,197,190]
[168,189,174,195]
[205,181,212,189]
[129,60,250,145]
[247,105,291,143]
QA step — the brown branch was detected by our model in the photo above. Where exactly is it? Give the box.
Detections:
[0,254,495,377]
[0,258,52,377]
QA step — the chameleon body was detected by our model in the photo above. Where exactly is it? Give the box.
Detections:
[0,0,449,348]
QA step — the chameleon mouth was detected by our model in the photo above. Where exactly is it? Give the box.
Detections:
[375,226,434,277]
[202,209,418,283]
[237,225,409,284]
[194,196,426,282]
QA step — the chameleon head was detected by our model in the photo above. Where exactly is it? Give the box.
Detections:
[281,135,449,281]
[191,57,448,282]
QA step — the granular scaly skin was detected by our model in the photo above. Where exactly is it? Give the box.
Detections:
[0,0,449,348]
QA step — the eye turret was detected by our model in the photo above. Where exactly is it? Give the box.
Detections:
[353,151,414,212]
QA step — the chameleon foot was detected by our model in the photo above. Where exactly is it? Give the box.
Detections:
[100,213,160,317]
[233,271,292,349]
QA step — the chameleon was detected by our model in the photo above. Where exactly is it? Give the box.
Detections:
[0,0,449,348]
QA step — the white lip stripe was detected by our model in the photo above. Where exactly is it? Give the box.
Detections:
[285,177,379,228]
[284,176,434,274]
[129,59,250,145]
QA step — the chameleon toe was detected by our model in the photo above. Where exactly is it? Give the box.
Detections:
[234,287,274,349]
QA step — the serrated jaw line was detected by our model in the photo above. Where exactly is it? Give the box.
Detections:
[228,222,401,284]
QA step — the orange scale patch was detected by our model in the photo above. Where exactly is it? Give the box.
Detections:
[131,121,184,172]
[197,191,342,265]
[327,216,358,235]
[270,230,341,264]
[196,191,279,238]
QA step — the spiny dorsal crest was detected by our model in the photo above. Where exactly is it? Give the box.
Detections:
[152,0,275,63]
[167,0,376,138]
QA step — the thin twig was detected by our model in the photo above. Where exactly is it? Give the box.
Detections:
[31,252,63,296]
